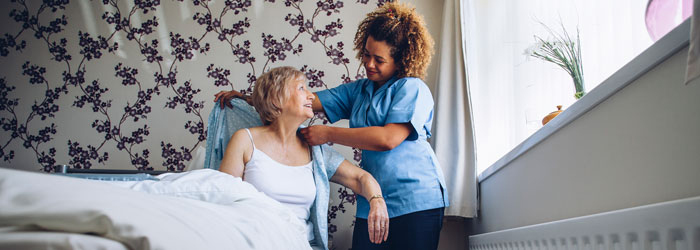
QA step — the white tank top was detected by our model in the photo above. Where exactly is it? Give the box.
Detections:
[242,129,316,241]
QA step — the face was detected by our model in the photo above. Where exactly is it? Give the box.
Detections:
[282,76,315,120]
[362,36,398,86]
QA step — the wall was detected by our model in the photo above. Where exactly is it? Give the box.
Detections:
[0,1,448,249]
[472,45,700,234]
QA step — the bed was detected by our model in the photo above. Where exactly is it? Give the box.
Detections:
[0,99,315,249]
[0,167,312,249]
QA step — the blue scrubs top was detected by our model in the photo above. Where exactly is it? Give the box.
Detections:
[316,76,449,218]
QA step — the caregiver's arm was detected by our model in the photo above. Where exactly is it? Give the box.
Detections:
[300,123,411,151]
[214,90,252,109]
[330,160,389,244]
[218,129,252,178]
[215,91,324,112]
[312,93,324,112]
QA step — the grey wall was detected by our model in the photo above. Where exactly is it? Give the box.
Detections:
[472,46,700,234]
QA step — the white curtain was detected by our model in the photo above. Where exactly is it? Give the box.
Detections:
[686,0,700,84]
[432,0,477,218]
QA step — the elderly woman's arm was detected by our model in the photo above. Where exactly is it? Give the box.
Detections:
[219,129,253,178]
[330,160,389,244]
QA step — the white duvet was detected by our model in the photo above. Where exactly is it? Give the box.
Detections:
[0,168,311,250]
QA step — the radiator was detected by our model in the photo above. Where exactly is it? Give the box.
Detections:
[469,196,700,250]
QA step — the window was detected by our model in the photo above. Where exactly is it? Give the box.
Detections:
[466,0,691,175]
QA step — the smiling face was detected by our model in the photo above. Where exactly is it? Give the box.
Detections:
[362,36,398,86]
[282,76,315,120]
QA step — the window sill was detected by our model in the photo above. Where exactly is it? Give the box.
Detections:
[477,18,691,183]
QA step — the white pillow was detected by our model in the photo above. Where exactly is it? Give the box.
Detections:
[109,169,265,206]
[185,145,207,171]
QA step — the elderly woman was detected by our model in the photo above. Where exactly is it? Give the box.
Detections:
[218,66,389,250]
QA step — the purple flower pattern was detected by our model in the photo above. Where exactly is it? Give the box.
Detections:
[0,0,393,248]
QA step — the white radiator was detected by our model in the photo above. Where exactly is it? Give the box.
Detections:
[469,196,700,250]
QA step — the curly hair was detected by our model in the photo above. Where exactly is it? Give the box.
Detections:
[251,66,304,125]
[354,1,434,80]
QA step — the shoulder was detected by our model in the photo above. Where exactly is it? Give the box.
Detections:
[390,77,432,97]
[393,77,428,90]
[228,128,259,163]
[340,79,371,91]
[330,78,371,90]
[230,128,248,142]
[246,126,265,134]
[319,79,371,104]
[227,129,247,152]
[230,127,259,146]
[349,78,373,86]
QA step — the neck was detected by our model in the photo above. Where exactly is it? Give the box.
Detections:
[265,116,304,145]
[374,81,384,91]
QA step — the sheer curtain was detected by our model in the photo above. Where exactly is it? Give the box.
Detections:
[464,0,654,175]
[688,0,700,84]
[432,0,477,218]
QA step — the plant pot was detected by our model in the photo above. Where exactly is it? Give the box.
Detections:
[542,105,563,125]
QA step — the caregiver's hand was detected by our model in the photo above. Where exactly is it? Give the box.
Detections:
[330,160,388,244]
[299,125,331,146]
[213,90,252,109]
[368,196,389,244]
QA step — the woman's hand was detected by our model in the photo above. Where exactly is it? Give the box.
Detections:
[213,90,251,109]
[299,125,332,146]
[367,197,389,244]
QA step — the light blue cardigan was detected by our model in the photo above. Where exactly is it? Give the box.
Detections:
[204,99,343,250]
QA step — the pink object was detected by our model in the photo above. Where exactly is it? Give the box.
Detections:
[645,0,693,41]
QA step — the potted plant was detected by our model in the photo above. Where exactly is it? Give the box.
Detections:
[526,21,586,99]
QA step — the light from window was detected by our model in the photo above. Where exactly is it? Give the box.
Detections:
[465,0,685,175]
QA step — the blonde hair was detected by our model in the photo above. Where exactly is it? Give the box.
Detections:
[354,1,434,80]
[252,66,305,125]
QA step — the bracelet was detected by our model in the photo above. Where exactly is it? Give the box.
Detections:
[369,194,383,203]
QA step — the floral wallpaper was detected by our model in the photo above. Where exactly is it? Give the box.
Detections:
[0,0,437,249]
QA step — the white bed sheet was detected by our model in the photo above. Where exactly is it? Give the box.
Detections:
[0,226,128,250]
[0,168,311,250]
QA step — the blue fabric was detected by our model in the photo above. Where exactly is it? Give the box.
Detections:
[316,76,449,219]
[204,98,262,171]
[308,143,343,250]
[204,99,344,250]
